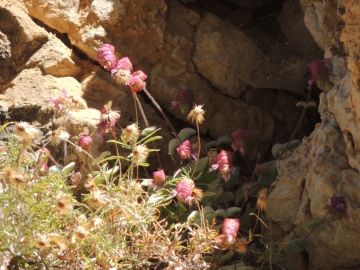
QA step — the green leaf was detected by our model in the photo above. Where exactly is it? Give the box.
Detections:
[141,126,157,136]
[168,138,180,155]
[215,209,227,217]
[62,162,75,176]
[187,210,201,224]
[219,251,234,266]
[94,166,119,185]
[272,140,301,157]
[203,191,217,197]
[0,122,13,134]
[216,136,232,145]
[178,128,196,142]
[205,141,217,153]
[91,151,111,166]
[226,206,242,216]
[258,160,278,188]
[141,135,162,145]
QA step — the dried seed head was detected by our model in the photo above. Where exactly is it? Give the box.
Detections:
[187,104,205,124]
[3,167,27,188]
[56,193,72,215]
[84,189,107,209]
[84,178,97,191]
[50,128,62,146]
[122,123,140,143]
[74,226,88,240]
[14,122,41,145]
[36,234,48,249]
[131,145,149,164]
[257,188,269,211]
[89,218,105,231]
[47,233,68,251]
[234,238,249,253]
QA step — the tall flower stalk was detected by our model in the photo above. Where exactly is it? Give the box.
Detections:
[187,105,205,178]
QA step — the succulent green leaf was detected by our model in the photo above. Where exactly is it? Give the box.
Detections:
[187,210,201,224]
[205,141,217,153]
[257,161,278,188]
[141,126,157,136]
[61,162,75,176]
[219,251,234,266]
[215,209,227,217]
[178,127,196,142]
[168,138,180,155]
[216,135,232,145]
[226,207,242,216]
[272,140,301,157]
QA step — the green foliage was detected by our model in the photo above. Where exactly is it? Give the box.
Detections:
[205,135,232,152]
[272,140,301,158]
[257,160,278,188]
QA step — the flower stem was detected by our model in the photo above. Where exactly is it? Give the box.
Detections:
[191,121,201,179]
[143,87,180,143]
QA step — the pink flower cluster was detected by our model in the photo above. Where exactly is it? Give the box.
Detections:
[221,218,240,246]
[152,169,166,189]
[48,90,72,116]
[98,44,147,92]
[78,135,92,151]
[176,140,197,160]
[171,89,194,115]
[231,128,250,155]
[210,150,235,182]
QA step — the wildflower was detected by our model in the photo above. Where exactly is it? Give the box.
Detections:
[35,234,48,249]
[307,58,330,90]
[78,135,92,151]
[222,218,240,246]
[84,178,97,191]
[176,140,197,160]
[48,89,72,115]
[74,226,88,240]
[36,147,50,174]
[187,104,205,124]
[99,101,120,134]
[210,150,235,182]
[3,167,27,188]
[70,172,82,185]
[257,188,268,211]
[56,193,72,215]
[14,122,41,145]
[111,57,133,85]
[131,145,149,164]
[324,195,350,221]
[89,217,104,231]
[122,123,140,143]
[175,178,203,204]
[152,169,166,189]
[129,70,147,92]
[171,89,195,115]
[47,233,68,251]
[84,189,107,209]
[231,128,250,155]
[50,128,63,146]
[97,44,117,72]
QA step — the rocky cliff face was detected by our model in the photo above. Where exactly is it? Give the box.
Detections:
[269,0,360,269]
[0,0,358,268]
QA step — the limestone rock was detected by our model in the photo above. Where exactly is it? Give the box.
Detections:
[302,0,338,50]
[193,12,266,98]
[0,3,48,86]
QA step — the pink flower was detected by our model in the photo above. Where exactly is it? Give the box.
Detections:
[111,57,133,85]
[222,218,240,246]
[129,70,147,92]
[97,44,117,72]
[71,172,82,185]
[48,90,71,115]
[307,58,330,90]
[210,150,235,182]
[152,169,166,189]
[78,135,92,151]
[171,89,194,115]
[231,128,250,155]
[176,140,197,160]
[98,101,120,135]
[174,178,203,204]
